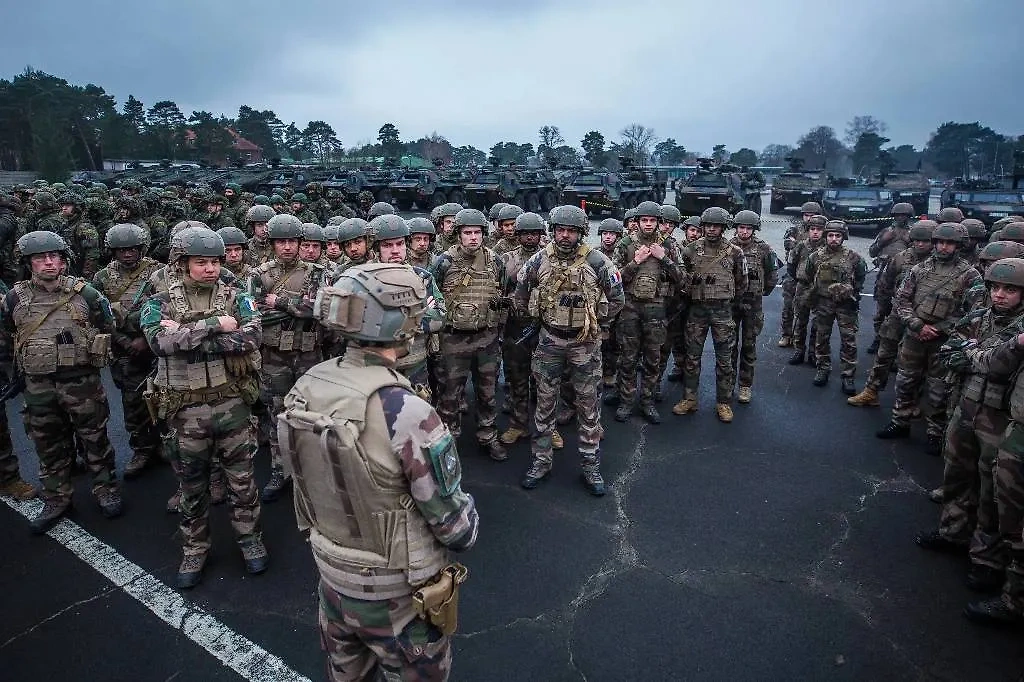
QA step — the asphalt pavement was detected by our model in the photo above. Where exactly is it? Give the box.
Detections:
[3,196,1023,682]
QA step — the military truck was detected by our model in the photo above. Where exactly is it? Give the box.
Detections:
[873,170,929,216]
[463,165,560,213]
[560,169,659,216]
[769,157,828,213]
[388,166,473,211]
[940,178,1024,226]
[674,159,762,217]
[821,178,894,226]
[619,159,668,204]
[329,167,403,204]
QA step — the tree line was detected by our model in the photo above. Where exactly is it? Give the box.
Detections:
[2,68,1021,181]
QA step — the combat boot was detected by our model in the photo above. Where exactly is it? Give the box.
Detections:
[672,395,698,415]
[847,387,880,407]
[520,462,551,489]
[812,368,829,386]
[866,338,879,355]
[30,498,70,535]
[123,451,152,479]
[480,440,507,462]
[551,430,564,450]
[716,404,734,423]
[580,470,606,497]
[614,404,631,422]
[96,488,123,519]
[787,350,805,365]
[640,405,661,425]
[241,540,269,575]
[261,470,292,503]
[166,486,182,514]
[841,376,856,396]
[667,366,684,382]
[0,477,37,500]
[778,336,792,348]
[915,530,968,554]
[964,597,1024,627]
[925,434,943,456]
[876,421,910,439]
[176,553,207,589]
[737,386,752,404]
[966,565,1004,593]
[500,427,527,445]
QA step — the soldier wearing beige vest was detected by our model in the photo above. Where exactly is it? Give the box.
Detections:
[292,263,478,681]
[0,231,121,534]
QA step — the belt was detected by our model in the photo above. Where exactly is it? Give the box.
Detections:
[541,324,580,340]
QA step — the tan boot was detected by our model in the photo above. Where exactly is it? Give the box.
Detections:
[500,427,527,445]
[672,395,698,415]
[716,403,734,423]
[737,386,752,404]
[0,478,37,500]
[846,387,880,407]
[551,430,564,450]
[778,336,792,348]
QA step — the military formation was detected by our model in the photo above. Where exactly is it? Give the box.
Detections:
[4,175,1024,679]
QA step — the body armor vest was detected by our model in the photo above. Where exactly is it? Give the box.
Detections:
[153,276,232,392]
[504,246,539,325]
[12,277,101,375]
[246,237,273,266]
[735,239,766,296]
[878,227,911,261]
[281,359,448,599]
[104,258,162,326]
[529,244,601,338]
[812,248,854,296]
[441,246,500,331]
[623,235,671,302]
[257,260,321,352]
[689,239,737,302]
[962,309,1020,409]
[912,259,972,324]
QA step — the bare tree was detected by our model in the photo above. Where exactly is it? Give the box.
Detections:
[619,124,657,164]
[844,115,888,147]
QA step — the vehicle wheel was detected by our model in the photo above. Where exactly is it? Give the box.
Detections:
[449,190,465,205]
[513,191,527,208]
[540,189,557,211]
[525,192,542,213]
[430,191,447,209]
[376,188,392,204]
[770,198,784,214]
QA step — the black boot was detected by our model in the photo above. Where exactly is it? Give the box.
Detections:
[964,597,1024,627]
[915,530,968,554]
[876,422,910,439]
[925,434,943,456]
[813,368,829,386]
[614,404,631,422]
[787,350,805,366]
[841,376,856,396]
[966,565,1005,593]
[176,553,207,590]
[640,405,662,425]
[521,462,551,490]
[30,499,70,535]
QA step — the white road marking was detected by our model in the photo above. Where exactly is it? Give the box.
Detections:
[2,497,311,682]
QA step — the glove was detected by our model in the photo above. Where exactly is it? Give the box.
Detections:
[827,282,854,302]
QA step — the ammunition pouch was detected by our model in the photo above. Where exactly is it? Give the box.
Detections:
[630,273,659,300]
[143,376,160,424]
[913,294,954,324]
[961,374,1007,409]
[412,563,468,636]
[155,381,245,418]
[263,325,320,352]
[90,333,111,368]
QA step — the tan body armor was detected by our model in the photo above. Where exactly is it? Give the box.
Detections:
[737,240,766,296]
[960,311,1016,410]
[257,260,321,352]
[812,249,855,297]
[281,362,448,600]
[104,257,162,326]
[689,240,738,302]
[622,236,672,302]
[12,276,107,375]
[911,260,972,324]
[441,247,501,331]
[153,277,232,392]
[528,244,601,337]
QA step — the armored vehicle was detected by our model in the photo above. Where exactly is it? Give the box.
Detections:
[560,169,658,216]
[674,160,762,217]
[769,157,828,213]
[940,179,1024,226]
[463,166,560,213]
[874,170,929,216]
[388,167,473,210]
[821,179,894,226]
[327,167,403,204]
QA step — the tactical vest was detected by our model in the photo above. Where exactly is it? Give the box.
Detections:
[103,257,162,326]
[257,260,321,352]
[280,358,449,599]
[812,248,855,296]
[504,246,539,324]
[623,235,671,302]
[735,239,766,296]
[878,227,911,260]
[13,277,104,375]
[689,239,737,302]
[153,276,232,391]
[962,309,1018,409]
[912,259,972,324]
[528,244,601,338]
[441,246,500,331]
[246,237,273,266]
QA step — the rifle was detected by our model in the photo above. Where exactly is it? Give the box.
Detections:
[0,371,24,402]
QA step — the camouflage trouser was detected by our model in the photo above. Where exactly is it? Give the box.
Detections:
[937,400,1006,552]
[780,276,796,336]
[791,285,823,354]
[503,322,537,433]
[0,407,18,485]
[165,396,261,556]
[318,581,450,682]
[872,282,893,340]
[438,329,500,443]
[813,299,859,378]
[732,300,764,388]
[601,319,620,382]
[657,300,686,381]
[891,335,947,436]
[997,423,1024,612]
[683,302,736,404]
[110,356,161,461]
[427,335,446,408]
[863,314,904,391]
[531,329,602,472]
[23,372,117,504]
[261,347,321,477]
[615,305,667,409]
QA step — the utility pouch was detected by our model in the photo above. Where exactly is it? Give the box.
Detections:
[412,563,468,636]
[90,333,112,368]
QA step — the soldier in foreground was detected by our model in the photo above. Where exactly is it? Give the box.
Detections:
[0,231,121,533]
[730,210,780,403]
[140,227,267,588]
[290,263,478,681]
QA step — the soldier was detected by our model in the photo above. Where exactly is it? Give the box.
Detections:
[499,212,548,446]
[303,182,332,225]
[218,226,252,279]
[300,223,331,269]
[866,202,915,354]
[487,202,509,240]
[368,201,396,222]
[323,224,346,269]
[336,218,373,272]
[848,222,937,407]
[93,223,164,478]
[270,194,290,215]
[325,189,356,221]
[596,218,624,387]
[787,215,828,367]
[222,182,248,227]
[778,201,821,347]
[730,209,780,403]
[0,231,121,533]
[0,275,36,500]
[244,204,276,265]
[290,193,319,224]
[248,214,324,501]
[803,220,867,394]
[672,206,747,423]
[877,223,983,454]
[433,203,463,252]
[961,219,988,266]
[114,195,151,238]
[657,205,686,394]
[515,206,624,494]
[406,217,437,269]
[29,191,65,236]
[430,209,508,461]
[491,204,523,256]
[203,194,236,230]
[285,263,478,681]
[999,222,1024,247]
[355,190,375,220]
[682,216,703,245]
[58,193,103,279]
[140,227,267,588]
[0,194,23,285]
[623,207,639,235]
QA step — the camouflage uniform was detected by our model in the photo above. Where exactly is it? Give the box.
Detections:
[788,229,827,362]
[803,237,867,383]
[280,347,478,682]
[499,240,542,438]
[868,220,912,341]
[60,206,103,279]
[0,197,22,287]
[994,357,1024,619]
[0,277,34,498]
[779,218,809,341]
[597,240,622,386]
[730,233,780,391]
[246,235,274,266]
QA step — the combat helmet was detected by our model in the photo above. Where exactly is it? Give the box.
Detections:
[432,202,462,225]
[291,193,309,206]
[985,258,1024,288]
[1000,222,1024,245]
[217,226,249,246]
[245,204,276,224]
[909,221,937,241]
[302,223,326,243]
[806,214,829,229]
[179,227,226,258]
[515,212,547,233]
[800,201,823,215]
[700,206,731,226]
[635,201,662,218]
[326,215,346,227]
[890,202,915,216]
[314,263,427,344]
[105,223,151,254]
[497,204,524,223]
[34,191,57,211]
[267,214,304,240]
[623,207,638,224]
[659,205,682,224]
[932,222,966,243]
[407,217,436,236]
[371,215,410,242]
[454,208,489,233]
[824,220,848,239]
[937,207,965,223]
[597,218,624,234]
[59,192,84,209]
[548,205,589,236]
[18,230,71,258]
[338,218,370,243]
[252,194,271,206]
[733,209,761,229]
[961,218,988,241]
[323,225,340,242]
[683,215,702,229]
[979,241,1024,264]
[488,203,509,222]
[368,202,396,220]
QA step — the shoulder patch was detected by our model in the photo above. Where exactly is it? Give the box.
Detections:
[425,431,461,498]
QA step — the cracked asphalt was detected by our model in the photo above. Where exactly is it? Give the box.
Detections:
[3,202,1024,681]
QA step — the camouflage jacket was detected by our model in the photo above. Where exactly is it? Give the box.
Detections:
[204,212,236,230]
[61,214,103,279]
[294,208,319,225]
[782,220,808,259]
[491,236,518,257]
[406,250,433,270]
[613,232,685,303]
[876,247,930,304]
[0,209,20,285]
[513,243,625,327]
[789,237,825,282]
[939,303,1024,377]
[246,258,321,328]
[246,236,273,266]
[93,257,163,352]
[802,246,868,301]
[868,224,912,262]
[125,265,240,337]
[730,236,780,298]
[895,256,983,335]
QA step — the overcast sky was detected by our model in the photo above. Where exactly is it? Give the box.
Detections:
[4,0,1022,155]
